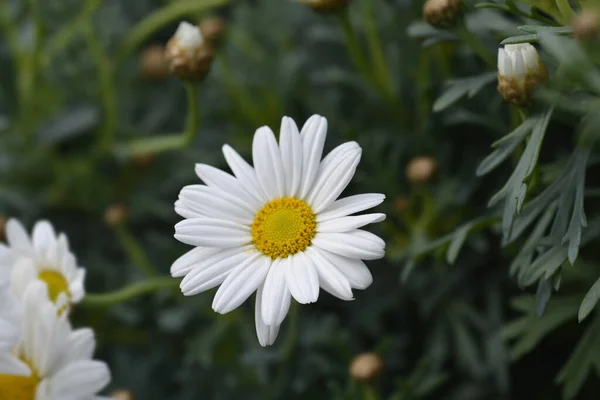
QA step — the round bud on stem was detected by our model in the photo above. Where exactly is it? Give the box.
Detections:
[423,0,463,29]
[406,156,438,184]
[572,8,600,41]
[199,16,226,44]
[394,196,410,212]
[300,0,350,13]
[104,204,128,228]
[111,390,135,400]
[497,43,548,108]
[350,352,384,382]
[139,45,168,81]
[165,21,214,81]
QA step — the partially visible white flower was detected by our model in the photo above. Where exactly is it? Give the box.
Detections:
[165,21,214,80]
[1,219,85,309]
[171,114,386,346]
[497,44,548,107]
[0,281,110,400]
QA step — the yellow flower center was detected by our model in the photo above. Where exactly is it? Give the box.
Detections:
[38,270,70,303]
[0,366,39,400]
[252,198,317,259]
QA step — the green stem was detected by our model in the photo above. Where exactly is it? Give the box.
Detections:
[116,226,159,276]
[337,9,371,78]
[361,0,396,99]
[43,0,103,67]
[84,25,118,155]
[455,26,495,69]
[81,277,178,307]
[120,82,199,157]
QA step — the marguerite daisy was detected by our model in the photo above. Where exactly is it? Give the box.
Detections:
[0,281,110,400]
[171,114,386,346]
[0,220,85,310]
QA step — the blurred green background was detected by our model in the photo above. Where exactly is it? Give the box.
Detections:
[3,0,600,399]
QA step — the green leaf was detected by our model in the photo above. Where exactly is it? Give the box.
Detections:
[446,225,469,265]
[556,316,600,399]
[500,34,540,45]
[513,0,574,24]
[502,295,580,360]
[578,276,600,322]
[476,118,535,177]
[432,72,497,112]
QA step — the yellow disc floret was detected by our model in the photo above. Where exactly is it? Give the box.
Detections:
[252,198,317,259]
[0,369,39,400]
[38,270,70,303]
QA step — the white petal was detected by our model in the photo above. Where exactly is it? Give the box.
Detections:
[10,258,38,299]
[313,230,385,260]
[174,218,251,248]
[253,126,286,200]
[212,255,271,314]
[261,259,291,326]
[255,285,280,347]
[0,354,30,375]
[32,220,56,255]
[178,185,255,224]
[279,116,303,197]
[285,251,319,304]
[305,247,353,300]
[298,115,327,199]
[223,144,267,202]
[319,249,373,289]
[45,360,110,400]
[497,48,507,75]
[317,213,386,233]
[174,199,202,219]
[171,247,223,277]
[307,146,362,213]
[317,193,385,222]
[317,141,359,172]
[195,163,262,209]
[6,219,33,253]
[66,328,96,362]
[180,247,257,296]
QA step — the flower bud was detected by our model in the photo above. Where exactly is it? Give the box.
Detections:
[199,16,226,44]
[423,0,463,29]
[350,352,384,382]
[139,45,168,81]
[165,21,214,81]
[497,44,548,108]
[111,390,135,400]
[406,156,438,184]
[133,153,154,168]
[572,8,600,41]
[300,0,350,13]
[104,204,128,228]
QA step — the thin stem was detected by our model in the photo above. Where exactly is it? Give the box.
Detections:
[337,9,371,78]
[84,25,118,155]
[120,81,199,157]
[116,226,159,276]
[455,26,495,69]
[81,277,178,307]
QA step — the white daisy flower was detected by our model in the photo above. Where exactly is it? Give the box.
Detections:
[0,219,85,310]
[171,114,386,346]
[0,281,110,400]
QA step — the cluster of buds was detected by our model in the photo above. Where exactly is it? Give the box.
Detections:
[300,0,350,13]
[165,21,214,81]
[423,0,463,29]
[497,43,548,108]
